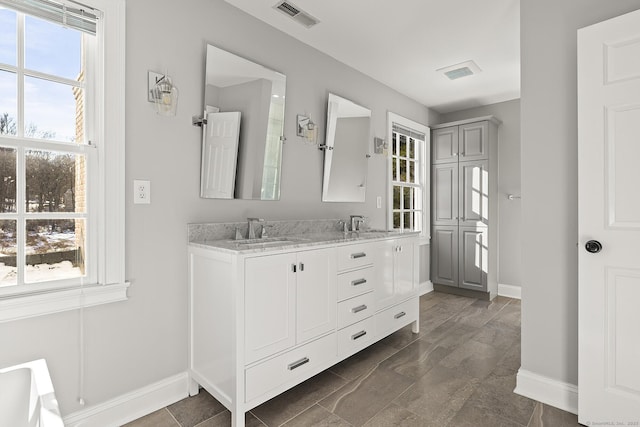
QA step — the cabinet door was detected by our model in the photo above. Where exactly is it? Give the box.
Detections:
[374,239,397,308]
[375,239,416,309]
[459,159,489,227]
[432,163,459,226]
[458,121,488,161]
[296,248,337,343]
[245,253,297,364]
[394,239,416,300]
[431,226,458,287]
[459,226,488,291]
[432,126,459,164]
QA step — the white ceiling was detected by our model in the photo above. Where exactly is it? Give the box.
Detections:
[223,0,520,114]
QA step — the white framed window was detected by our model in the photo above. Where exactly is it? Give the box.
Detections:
[387,112,429,236]
[0,0,127,322]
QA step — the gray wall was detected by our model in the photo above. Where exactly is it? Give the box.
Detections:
[0,0,439,416]
[440,98,521,287]
[520,0,640,386]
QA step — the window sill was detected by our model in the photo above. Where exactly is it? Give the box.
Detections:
[0,282,130,323]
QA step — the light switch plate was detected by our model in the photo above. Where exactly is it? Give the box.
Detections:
[134,180,151,204]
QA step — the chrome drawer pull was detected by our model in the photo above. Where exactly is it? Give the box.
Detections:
[350,252,366,259]
[351,278,367,286]
[287,357,310,371]
[351,330,367,340]
[394,311,406,319]
[351,304,368,314]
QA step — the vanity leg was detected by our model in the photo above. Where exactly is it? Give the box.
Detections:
[188,378,200,397]
[411,319,420,334]
[231,409,245,427]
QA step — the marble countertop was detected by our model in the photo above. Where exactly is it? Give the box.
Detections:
[189,230,419,255]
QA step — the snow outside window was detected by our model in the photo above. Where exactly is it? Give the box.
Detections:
[0,0,127,322]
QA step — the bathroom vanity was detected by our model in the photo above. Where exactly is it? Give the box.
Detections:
[187,221,419,427]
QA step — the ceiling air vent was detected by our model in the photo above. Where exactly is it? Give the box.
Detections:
[437,60,482,80]
[274,1,320,28]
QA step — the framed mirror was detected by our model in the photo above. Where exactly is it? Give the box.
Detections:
[200,44,286,200]
[321,93,371,202]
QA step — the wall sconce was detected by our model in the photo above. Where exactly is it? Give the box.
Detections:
[148,71,178,116]
[373,137,387,155]
[296,114,317,144]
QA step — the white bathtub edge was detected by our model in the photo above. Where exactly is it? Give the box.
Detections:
[0,358,63,427]
[63,372,190,427]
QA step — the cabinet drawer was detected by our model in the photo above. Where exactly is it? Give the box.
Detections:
[337,292,374,329]
[337,317,376,358]
[375,297,418,340]
[337,243,374,271]
[245,333,336,403]
[337,266,374,301]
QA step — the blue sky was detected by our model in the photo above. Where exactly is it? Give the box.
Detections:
[0,7,83,142]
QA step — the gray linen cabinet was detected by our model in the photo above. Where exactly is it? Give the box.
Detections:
[430,117,500,300]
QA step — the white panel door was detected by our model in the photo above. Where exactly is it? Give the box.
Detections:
[245,253,296,364]
[296,248,337,344]
[200,111,241,199]
[578,8,640,423]
[393,239,416,301]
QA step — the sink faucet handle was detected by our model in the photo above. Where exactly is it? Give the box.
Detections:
[260,224,273,239]
[247,217,265,239]
[349,215,365,231]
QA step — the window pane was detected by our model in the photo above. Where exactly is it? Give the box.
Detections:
[25,150,85,213]
[403,186,412,210]
[0,219,17,286]
[393,212,400,229]
[25,219,84,283]
[25,15,82,80]
[0,8,16,66]
[393,186,400,210]
[403,212,411,230]
[24,76,81,142]
[0,70,17,131]
[0,147,16,212]
[391,155,397,181]
[399,134,407,158]
[409,138,415,159]
[408,160,415,183]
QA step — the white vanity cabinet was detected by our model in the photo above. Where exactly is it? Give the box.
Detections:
[188,233,418,427]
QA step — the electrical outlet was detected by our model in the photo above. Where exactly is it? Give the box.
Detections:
[134,180,151,204]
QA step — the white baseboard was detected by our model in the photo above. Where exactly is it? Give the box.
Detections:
[418,280,434,296]
[498,283,521,299]
[514,369,578,415]
[63,372,190,427]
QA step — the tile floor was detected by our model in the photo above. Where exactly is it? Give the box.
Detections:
[125,292,581,427]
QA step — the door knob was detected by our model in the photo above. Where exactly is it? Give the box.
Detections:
[585,240,602,253]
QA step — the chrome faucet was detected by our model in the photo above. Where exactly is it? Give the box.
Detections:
[247,217,265,239]
[350,215,365,232]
